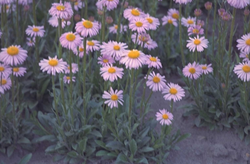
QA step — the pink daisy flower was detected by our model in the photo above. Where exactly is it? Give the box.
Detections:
[187,36,209,52]
[146,72,167,92]
[234,61,250,82]
[187,25,204,36]
[227,0,250,9]
[0,0,14,4]
[75,19,99,37]
[181,17,196,27]
[124,8,145,21]
[98,54,115,66]
[48,16,71,29]
[63,75,76,84]
[156,109,173,126]
[0,45,28,66]
[182,62,202,79]
[73,0,84,11]
[237,33,250,54]
[200,64,213,74]
[239,51,250,62]
[0,63,12,77]
[102,87,123,109]
[145,55,162,69]
[144,39,158,50]
[12,67,26,77]
[162,83,185,102]
[96,0,119,11]
[77,44,89,58]
[120,49,146,69]
[100,41,128,59]
[197,20,205,27]
[162,16,178,27]
[60,32,82,51]
[0,76,11,92]
[49,1,73,19]
[26,37,35,47]
[109,24,125,34]
[173,0,192,4]
[25,25,45,37]
[168,9,179,20]
[100,65,124,82]
[131,33,151,47]
[129,17,149,34]
[145,14,160,30]
[86,40,100,52]
[65,63,78,74]
[39,56,67,75]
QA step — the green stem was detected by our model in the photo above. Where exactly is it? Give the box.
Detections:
[170,0,172,8]
[212,0,217,56]
[11,72,17,141]
[116,0,125,41]
[84,0,88,19]
[32,0,37,25]
[140,69,151,118]
[58,19,62,59]
[128,69,134,131]
[52,75,61,125]
[16,0,19,44]
[244,82,249,125]
[170,100,173,113]
[179,4,185,66]
[83,38,87,125]
[69,50,74,125]
[101,8,106,43]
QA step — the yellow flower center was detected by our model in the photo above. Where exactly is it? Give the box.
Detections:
[0,66,4,72]
[194,39,201,45]
[48,59,58,66]
[13,67,19,72]
[114,25,118,29]
[189,67,196,74]
[7,46,19,56]
[74,2,78,5]
[82,20,93,29]
[246,39,250,46]
[169,88,177,95]
[103,59,109,63]
[242,65,250,73]
[56,5,65,11]
[131,9,140,16]
[79,47,84,52]
[187,20,194,24]
[202,66,207,70]
[33,27,39,32]
[66,33,76,41]
[135,21,143,27]
[146,18,153,24]
[113,45,120,50]
[168,19,173,24]
[108,67,116,73]
[138,35,147,42]
[66,76,70,80]
[162,114,169,120]
[6,5,9,10]
[246,54,249,58]
[150,57,157,62]
[172,13,179,19]
[192,29,199,34]
[128,50,140,59]
[87,41,95,46]
[1,79,7,85]
[111,94,118,101]
[153,76,160,83]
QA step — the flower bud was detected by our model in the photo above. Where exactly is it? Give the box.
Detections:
[89,16,95,22]
[244,9,250,16]
[106,16,113,24]
[194,9,202,17]
[98,9,104,15]
[74,14,81,22]
[123,1,129,8]
[204,2,212,10]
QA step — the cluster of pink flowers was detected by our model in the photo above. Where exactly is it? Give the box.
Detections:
[182,62,213,80]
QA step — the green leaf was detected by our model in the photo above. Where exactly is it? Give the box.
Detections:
[245,135,250,145]
[33,135,56,143]
[175,133,191,144]
[95,140,107,149]
[244,126,250,135]
[96,150,109,157]
[45,145,56,153]
[7,145,15,157]
[18,153,32,164]
[91,130,102,138]
[67,151,79,158]
[17,137,31,144]
[79,138,88,153]
[106,141,123,150]
[129,139,137,156]
[139,147,154,153]
[115,153,129,163]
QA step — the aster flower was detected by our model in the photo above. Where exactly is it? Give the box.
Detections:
[227,0,250,9]
[60,32,82,51]
[26,37,35,47]
[64,63,78,74]
[239,51,250,62]
[109,24,125,34]
[168,8,179,20]
[75,19,99,37]
[129,17,149,34]
[162,83,185,102]
[120,49,146,69]
[146,72,167,92]
[48,16,71,28]
[102,87,123,109]
[187,25,204,36]
[156,109,173,126]
[200,64,213,74]
[63,75,76,84]
[145,14,160,30]
[39,56,67,75]
[0,76,11,92]
[237,33,250,54]
[173,0,192,4]
[100,41,128,59]
[49,1,73,19]
[131,33,151,47]
[145,55,162,69]
[0,0,14,4]
[12,67,27,77]
[73,0,84,11]
[25,25,45,37]
[77,44,89,58]
[162,16,178,27]
[144,39,158,50]
[182,62,202,79]
[181,16,196,27]
[124,8,145,21]
[234,61,250,82]
[187,36,209,52]
[0,63,12,77]
[0,45,28,66]
[100,65,124,82]
[98,54,115,66]
[96,0,119,11]
[86,40,100,52]
[0,4,15,13]
[196,20,205,27]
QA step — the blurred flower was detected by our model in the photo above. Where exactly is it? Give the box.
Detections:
[26,37,35,47]
[65,63,78,74]
[156,109,173,125]
[144,14,160,30]
[25,25,45,37]
[60,32,82,51]
[0,76,11,93]
[162,16,178,27]
[144,39,158,50]
[240,51,250,62]
[86,40,100,52]
[98,54,115,66]
[227,0,250,9]
[196,20,204,27]
[48,16,71,28]
[181,16,196,27]
[75,19,99,37]
[102,87,123,109]
[49,1,73,19]
[12,67,26,77]
[218,8,225,17]
[74,14,81,22]
[204,1,212,10]
[0,45,28,66]
[123,1,128,8]
[100,65,124,82]
[120,49,146,69]
[187,25,204,36]
[77,44,89,58]
[234,61,250,82]
[244,9,250,16]
[221,12,232,21]
[0,30,2,38]
[187,36,208,52]
[145,55,162,69]
[0,0,14,4]
[194,9,202,17]
[168,8,179,20]
[63,75,76,84]
[39,56,67,75]
[0,63,12,77]
[73,0,84,11]
[96,0,119,11]
[162,83,185,102]
[131,33,151,46]
[237,33,250,54]
[106,16,113,24]
[124,8,144,21]
[129,17,149,33]
[146,72,166,92]
[109,24,126,34]
[100,41,128,59]
[19,0,32,5]
[183,62,202,79]
[200,64,213,74]
[173,0,192,4]
[0,4,15,13]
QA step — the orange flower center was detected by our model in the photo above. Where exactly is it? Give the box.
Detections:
[33,27,39,32]
[168,19,173,24]
[113,45,120,50]
[108,67,116,73]
[1,79,7,85]
[48,59,58,66]
[114,25,118,29]
[146,18,153,24]
[242,65,250,73]
[111,94,118,101]
[169,88,177,95]
[187,20,194,24]
[153,76,160,83]
[135,21,143,27]
[202,66,207,70]
[74,2,78,5]
[162,114,169,120]
[172,13,179,19]
[66,76,70,80]
[56,5,65,11]
[7,46,19,56]
[0,66,4,72]
[245,39,250,46]
[192,29,199,34]
[189,67,196,74]
[82,20,93,29]
[194,39,201,45]
[131,9,140,16]
[87,41,95,46]
[150,57,157,62]
[128,50,140,59]
[66,33,76,41]
[13,67,19,72]
[103,59,109,63]
[79,47,84,52]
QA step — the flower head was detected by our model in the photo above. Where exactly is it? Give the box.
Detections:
[100,65,124,82]
[124,8,145,21]
[120,49,146,69]
[49,1,73,19]
[200,64,213,74]
[63,75,76,84]
[183,62,202,79]
[145,55,162,69]
[98,54,115,66]
[0,76,11,93]
[187,36,208,52]
[237,33,250,54]
[48,16,71,28]
[162,83,185,102]
[146,72,167,92]
[0,63,12,77]
[60,32,82,51]
[162,16,178,27]
[181,16,196,27]
[168,9,179,20]
[187,25,204,36]
[240,51,250,62]
[26,37,35,47]
[234,61,250,82]
[227,0,250,9]
[102,87,123,109]
[145,14,160,30]
[73,0,84,11]
[86,40,100,52]
[25,25,45,37]
[65,63,78,74]
[100,41,128,60]
[12,67,26,77]
[156,109,173,125]
[39,56,67,75]
[75,19,99,37]
[129,17,149,34]
[96,0,119,11]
